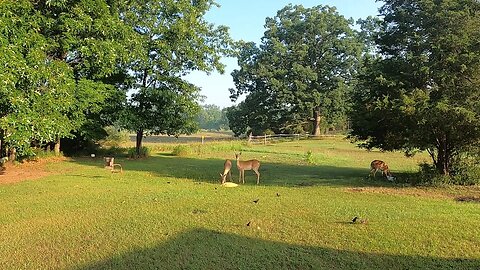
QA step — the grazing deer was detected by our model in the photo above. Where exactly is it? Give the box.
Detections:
[235,152,261,184]
[220,159,232,184]
[370,160,391,178]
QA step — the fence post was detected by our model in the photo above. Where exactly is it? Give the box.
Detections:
[201,136,204,144]
[264,134,267,145]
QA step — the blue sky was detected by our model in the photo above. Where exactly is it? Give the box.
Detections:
[185,0,383,108]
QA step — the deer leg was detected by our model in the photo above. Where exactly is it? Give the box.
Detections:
[253,169,260,185]
[228,170,232,182]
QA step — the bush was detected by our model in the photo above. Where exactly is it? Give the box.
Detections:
[128,146,151,158]
[101,126,130,147]
[415,163,453,186]
[172,145,192,157]
[451,153,480,185]
[415,159,480,186]
[99,146,127,157]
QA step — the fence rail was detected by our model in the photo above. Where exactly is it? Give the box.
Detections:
[136,133,343,145]
[247,133,341,145]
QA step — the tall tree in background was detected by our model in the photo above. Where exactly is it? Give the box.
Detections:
[229,5,362,136]
[350,0,480,176]
[0,0,131,159]
[197,104,229,130]
[119,0,232,156]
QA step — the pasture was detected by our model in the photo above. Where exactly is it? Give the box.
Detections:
[0,137,479,269]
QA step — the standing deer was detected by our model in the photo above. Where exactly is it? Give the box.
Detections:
[235,152,261,184]
[370,160,391,178]
[220,159,232,184]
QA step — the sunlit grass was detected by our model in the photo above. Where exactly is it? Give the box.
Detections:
[0,138,479,269]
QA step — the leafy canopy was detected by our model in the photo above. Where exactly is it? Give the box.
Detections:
[228,4,362,136]
[350,0,480,175]
[118,0,232,154]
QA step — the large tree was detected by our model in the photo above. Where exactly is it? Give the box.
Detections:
[0,0,130,159]
[350,0,480,176]
[120,0,232,156]
[228,5,362,136]
[197,104,229,130]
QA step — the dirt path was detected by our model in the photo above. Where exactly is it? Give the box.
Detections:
[0,158,63,184]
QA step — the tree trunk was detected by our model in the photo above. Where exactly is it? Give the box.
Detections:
[312,109,322,136]
[8,147,16,162]
[54,136,61,156]
[435,136,451,176]
[136,129,144,157]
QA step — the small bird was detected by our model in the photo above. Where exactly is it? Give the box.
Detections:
[351,216,358,223]
[246,221,251,226]
[276,193,280,197]
[253,199,259,203]
[167,181,171,184]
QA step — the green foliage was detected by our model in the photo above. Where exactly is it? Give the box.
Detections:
[350,0,480,177]
[225,105,249,137]
[128,146,150,159]
[197,104,229,131]
[228,4,362,136]
[172,145,193,157]
[451,149,480,185]
[416,163,452,186]
[99,146,127,158]
[101,126,130,147]
[305,150,315,164]
[0,0,132,158]
[119,0,232,155]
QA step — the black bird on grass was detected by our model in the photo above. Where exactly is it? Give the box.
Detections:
[246,221,251,226]
[253,199,259,203]
[351,216,368,224]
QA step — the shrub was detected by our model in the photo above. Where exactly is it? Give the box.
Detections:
[305,150,315,164]
[128,146,151,158]
[451,152,480,185]
[101,126,130,147]
[415,163,452,186]
[172,145,192,157]
[99,146,128,157]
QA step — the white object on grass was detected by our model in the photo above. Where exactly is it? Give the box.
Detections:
[221,182,239,188]
[90,154,96,158]
[387,176,395,181]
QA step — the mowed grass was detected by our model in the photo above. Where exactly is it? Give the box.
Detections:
[0,137,479,269]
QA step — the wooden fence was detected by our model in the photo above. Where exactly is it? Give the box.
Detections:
[247,133,340,145]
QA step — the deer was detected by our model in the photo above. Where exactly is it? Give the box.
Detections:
[370,160,392,178]
[220,159,232,184]
[235,152,261,184]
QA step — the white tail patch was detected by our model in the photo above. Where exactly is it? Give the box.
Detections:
[220,159,232,184]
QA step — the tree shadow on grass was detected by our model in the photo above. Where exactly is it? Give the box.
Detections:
[70,155,401,188]
[77,228,478,270]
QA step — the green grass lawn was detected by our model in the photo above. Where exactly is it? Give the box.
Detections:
[0,137,479,269]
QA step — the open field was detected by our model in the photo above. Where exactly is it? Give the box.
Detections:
[1,137,479,269]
